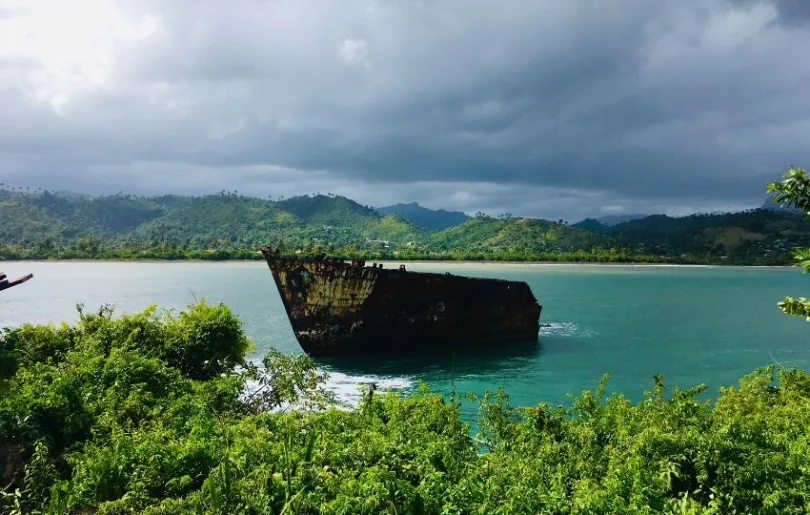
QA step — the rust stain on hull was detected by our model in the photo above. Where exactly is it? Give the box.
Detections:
[0,272,33,293]
[260,246,541,356]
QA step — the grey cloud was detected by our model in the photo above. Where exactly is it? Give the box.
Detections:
[775,0,810,24]
[0,160,763,223]
[734,0,810,26]
[1,0,809,220]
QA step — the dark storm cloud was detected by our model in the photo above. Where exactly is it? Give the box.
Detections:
[1,0,809,219]
[777,0,810,24]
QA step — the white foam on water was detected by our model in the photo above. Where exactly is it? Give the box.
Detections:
[323,370,415,406]
[243,356,415,407]
[540,322,597,338]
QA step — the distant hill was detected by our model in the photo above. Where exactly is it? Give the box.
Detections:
[573,214,648,230]
[571,208,810,257]
[761,191,803,215]
[376,202,469,230]
[430,215,612,254]
[0,188,807,264]
[604,209,810,256]
[596,214,648,225]
[572,218,612,233]
[0,189,424,250]
[52,190,94,199]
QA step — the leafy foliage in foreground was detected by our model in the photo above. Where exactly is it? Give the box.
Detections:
[2,302,810,514]
[767,166,810,321]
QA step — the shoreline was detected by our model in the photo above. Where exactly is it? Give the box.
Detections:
[0,258,794,268]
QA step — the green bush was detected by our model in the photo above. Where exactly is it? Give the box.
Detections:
[1,300,810,514]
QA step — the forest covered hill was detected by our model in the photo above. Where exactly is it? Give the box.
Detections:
[376,202,470,230]
[0,188,807,264]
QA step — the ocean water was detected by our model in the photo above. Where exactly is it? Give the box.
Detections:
[2,261,808,419]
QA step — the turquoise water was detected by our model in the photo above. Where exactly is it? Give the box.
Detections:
[2,261,808,417]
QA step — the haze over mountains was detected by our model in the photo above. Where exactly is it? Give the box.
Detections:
[376,205,657,228]
[591,214,649,226]
[761,191,803,215]
[374,204,653,229]
[375,203,470,230]
[376,200,795,229]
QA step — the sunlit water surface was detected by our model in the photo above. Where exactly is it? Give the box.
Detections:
[2,261,808,419]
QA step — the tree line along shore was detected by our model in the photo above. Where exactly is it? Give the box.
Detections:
[0,242,798,266]
[1,181,808,268]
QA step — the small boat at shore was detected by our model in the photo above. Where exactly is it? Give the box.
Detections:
[259,246,542,356]
[0,271,33,293]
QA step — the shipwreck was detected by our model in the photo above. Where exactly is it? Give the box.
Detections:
[260,246,542,356]
[0,271,33,294]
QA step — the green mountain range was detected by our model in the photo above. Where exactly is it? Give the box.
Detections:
[0,188,807,264]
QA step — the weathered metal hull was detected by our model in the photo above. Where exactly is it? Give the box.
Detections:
[0,272,33,293]
[260,246,541,356]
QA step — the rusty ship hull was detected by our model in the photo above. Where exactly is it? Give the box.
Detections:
[260,246,541,356]
[0,272,33,293]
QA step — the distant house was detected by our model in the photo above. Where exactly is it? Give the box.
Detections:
[367,239,391,249]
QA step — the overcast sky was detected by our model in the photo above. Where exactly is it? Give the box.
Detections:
[1,0,809,221]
